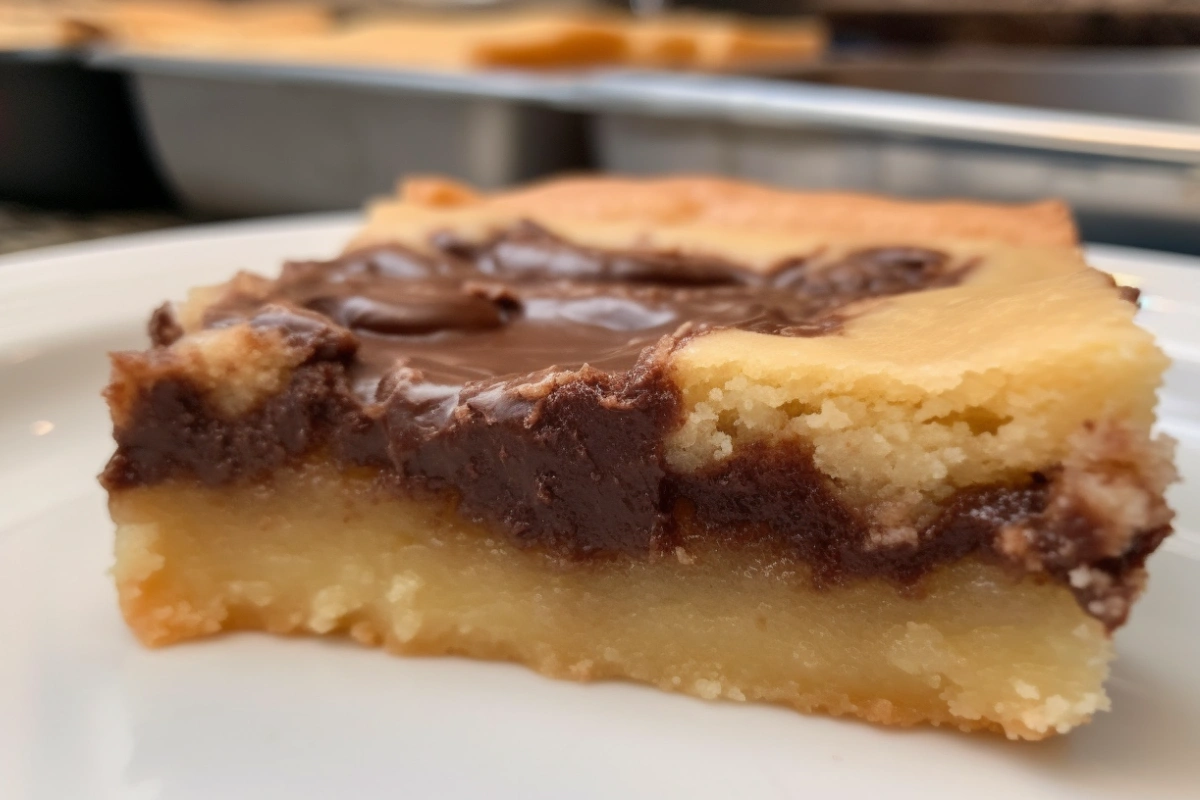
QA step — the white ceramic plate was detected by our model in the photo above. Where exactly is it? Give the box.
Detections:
[1,218,1198,800]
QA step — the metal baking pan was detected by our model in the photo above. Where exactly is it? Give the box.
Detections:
[90,53,591,216]
[802,48,1200,125]
[0,49,170,210]
[583,71,1200,253]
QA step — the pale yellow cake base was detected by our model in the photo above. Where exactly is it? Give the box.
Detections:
[110,462,1113,741]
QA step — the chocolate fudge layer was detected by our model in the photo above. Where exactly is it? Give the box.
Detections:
[103,176,1175,739]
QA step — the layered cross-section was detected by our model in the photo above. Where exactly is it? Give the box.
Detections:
[103,177,1174,739]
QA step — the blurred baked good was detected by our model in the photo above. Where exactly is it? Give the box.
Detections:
[81,3,825,73]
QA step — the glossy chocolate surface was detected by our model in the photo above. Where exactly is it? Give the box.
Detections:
[201,222,963,391]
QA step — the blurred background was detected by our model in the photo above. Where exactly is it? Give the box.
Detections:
[4,0,1200,254]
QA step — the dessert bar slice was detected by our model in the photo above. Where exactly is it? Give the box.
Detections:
[103,176,1174,739]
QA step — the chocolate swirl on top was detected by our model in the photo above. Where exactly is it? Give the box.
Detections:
[199,221,963,393]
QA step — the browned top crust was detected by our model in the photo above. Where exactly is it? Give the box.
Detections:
[383,175,1080,251]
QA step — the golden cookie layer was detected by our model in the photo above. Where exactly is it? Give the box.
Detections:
[111,462,1112,740]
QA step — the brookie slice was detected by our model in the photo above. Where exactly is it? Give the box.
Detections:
[102,176,1175,739]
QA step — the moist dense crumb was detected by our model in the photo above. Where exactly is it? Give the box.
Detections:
[110,463,1114,741]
